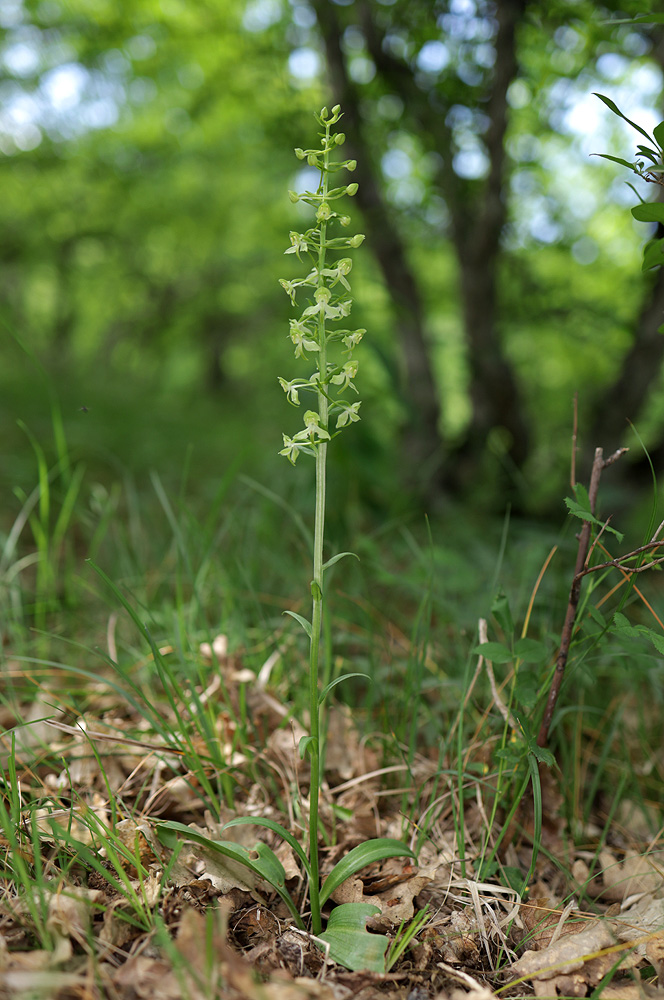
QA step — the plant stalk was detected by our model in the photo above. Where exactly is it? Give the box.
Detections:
[307,129,331,937]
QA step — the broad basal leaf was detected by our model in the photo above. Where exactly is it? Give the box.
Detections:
[156,820,304,927]
[320,839,415,906]
[318,902,388,972]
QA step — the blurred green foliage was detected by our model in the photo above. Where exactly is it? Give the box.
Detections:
[1,0,663,521]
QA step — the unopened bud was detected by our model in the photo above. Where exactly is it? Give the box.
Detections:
[294,147,305,160]
[348,233,365,248]
[288,190,300,203]
[346,183,359,196]
[346,159,357,172]
[335,132,346,145]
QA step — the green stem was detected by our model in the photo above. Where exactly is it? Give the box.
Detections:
[307,122,332,938]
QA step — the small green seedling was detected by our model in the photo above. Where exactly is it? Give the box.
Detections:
[159,106,414,971]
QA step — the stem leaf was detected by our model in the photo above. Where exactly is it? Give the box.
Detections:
[283,610,313,638]
[319,672,370,705]
[322,550,360,572]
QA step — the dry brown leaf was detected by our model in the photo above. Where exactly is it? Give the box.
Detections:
[46,886,101,946]
[647,932,664,985]
[594,850,663,902]
[512,917,641,996]
[112,955,182,1000]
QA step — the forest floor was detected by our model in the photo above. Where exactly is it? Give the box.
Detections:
[3,624,664,1000]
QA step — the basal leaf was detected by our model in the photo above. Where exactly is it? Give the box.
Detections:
[220,816,311,877]
[320,838,415,906]
[318,902,388,972]
[156,820,304,927]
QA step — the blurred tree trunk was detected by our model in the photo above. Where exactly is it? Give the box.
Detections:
[589,265,664,452]
[311,0,445,493]
[311,0,529,500]
[446,0,530,490]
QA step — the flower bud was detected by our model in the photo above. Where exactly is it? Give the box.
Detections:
[348,233,365,248]
[339,216,351,227]
[332,104,341,116]
[320,106,328,119]
[335,132,346,146]
[294,147,305,160]
[346,183,359,196]
[288,190,300,203]
[307,153,319,167]
[346,160,357,172]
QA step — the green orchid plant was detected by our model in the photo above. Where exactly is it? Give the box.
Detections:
[158,106,414,971]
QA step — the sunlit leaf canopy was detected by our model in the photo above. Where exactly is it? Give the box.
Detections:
[2,0,663,511]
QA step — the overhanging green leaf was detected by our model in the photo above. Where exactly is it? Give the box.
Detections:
[632,203,664,225]
[594,93,654,143]
[593,153,639,171]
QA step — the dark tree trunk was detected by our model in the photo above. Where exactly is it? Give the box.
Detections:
[446,0,530,490]
[310,0,445,493]
[311,0,530,501]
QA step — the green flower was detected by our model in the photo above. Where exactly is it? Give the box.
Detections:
[335,401,362,428]
[278,377,302,405]
[303,410,331,441]
[285,231,309,259]
[330,360,359,392]
[342,328,366,351]
[289,319,319,359]
[279,434,304,464]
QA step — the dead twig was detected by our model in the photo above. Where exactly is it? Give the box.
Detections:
[537,447,625,748]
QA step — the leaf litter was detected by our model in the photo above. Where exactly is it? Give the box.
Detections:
[2,634,664,999]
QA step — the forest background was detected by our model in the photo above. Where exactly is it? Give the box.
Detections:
[4,3,664,990]
[4,0,664,525]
